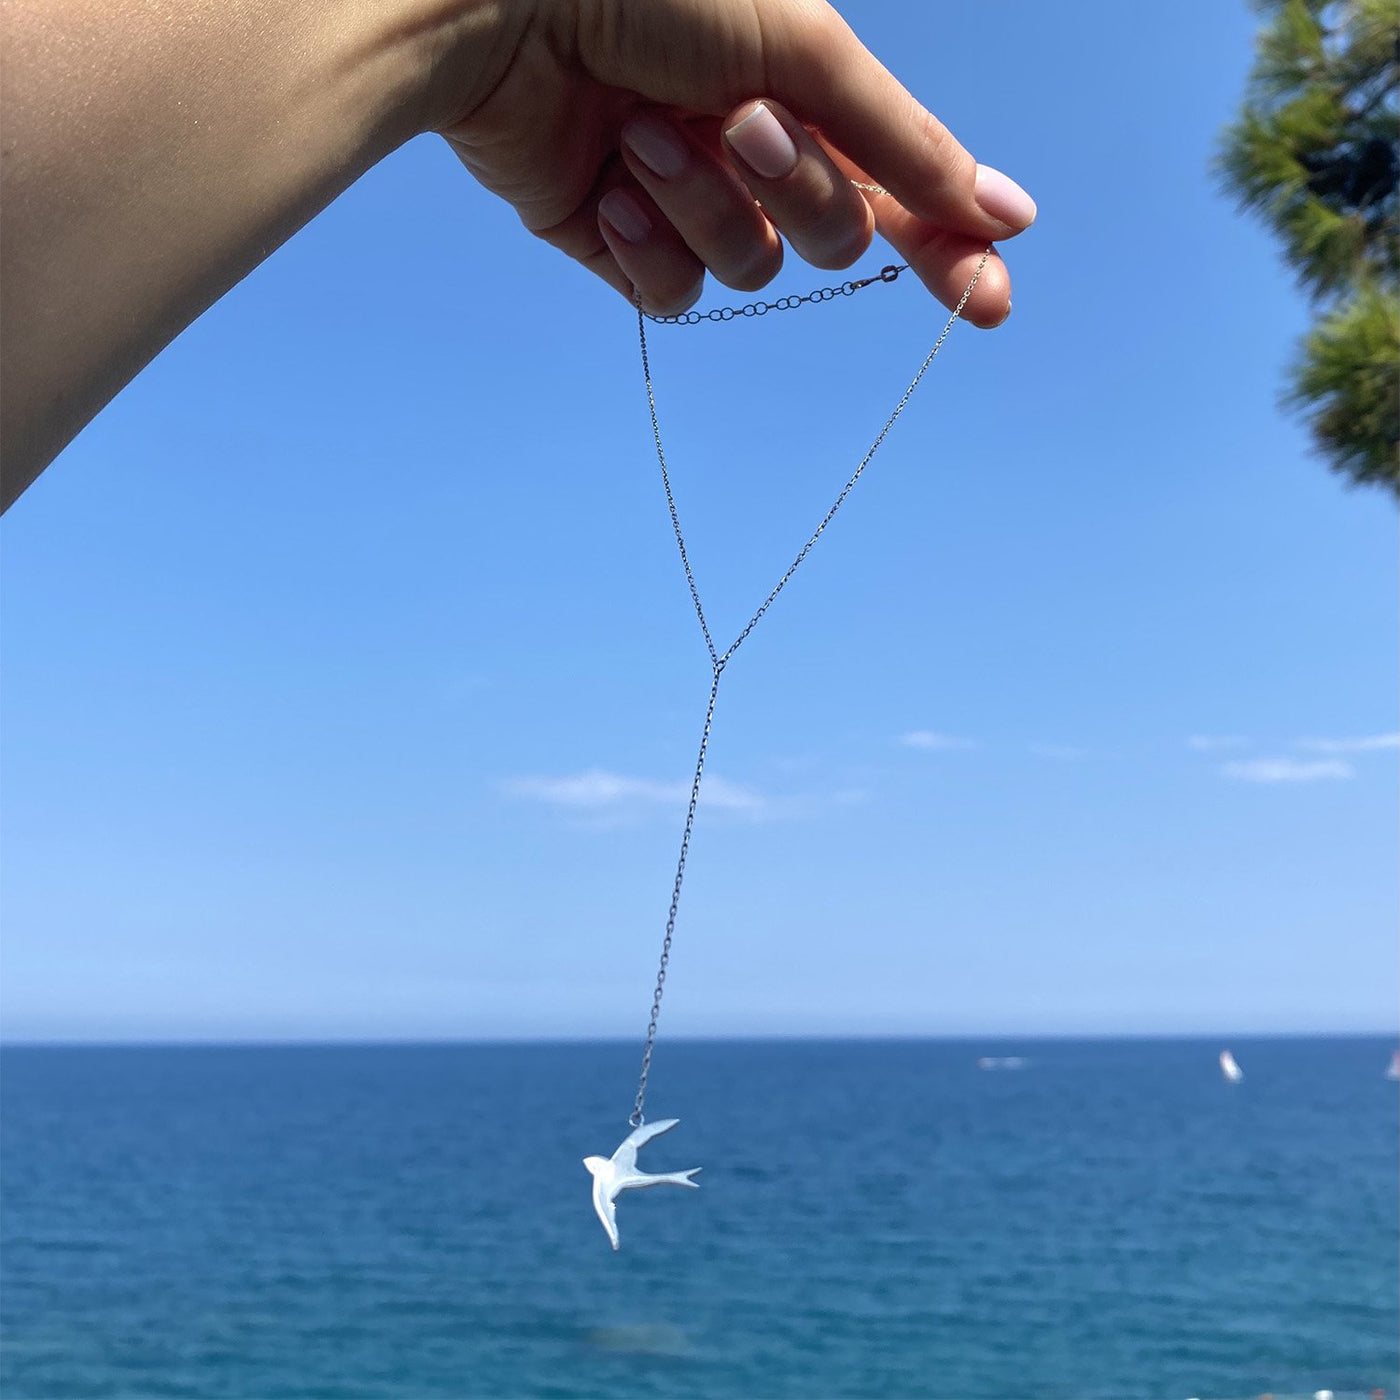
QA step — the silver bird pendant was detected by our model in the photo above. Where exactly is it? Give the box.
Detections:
[583,1118,701,1250]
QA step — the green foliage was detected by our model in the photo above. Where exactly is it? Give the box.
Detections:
[1216,0,1399,494]
[1287,284,1400,488]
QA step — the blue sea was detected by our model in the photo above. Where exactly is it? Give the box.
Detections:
[2,1037,1395,1399]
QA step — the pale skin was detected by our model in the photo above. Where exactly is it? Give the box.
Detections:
[0,0,1036,513]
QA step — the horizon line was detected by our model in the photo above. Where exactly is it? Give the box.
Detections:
[3,1028,1396,1051]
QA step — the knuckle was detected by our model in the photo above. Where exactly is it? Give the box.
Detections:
[914,103,974,197]
[719,242,783,292]
[673,200,781,293]
[647,276,705,319]
[797,206,873,271]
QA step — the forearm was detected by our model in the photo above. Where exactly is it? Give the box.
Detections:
[0,0,501,509]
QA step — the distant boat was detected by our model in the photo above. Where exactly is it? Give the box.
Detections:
[1219,1049,1244,1083]
[1386,1050,1399,1081]
[976,1056,1028,1071]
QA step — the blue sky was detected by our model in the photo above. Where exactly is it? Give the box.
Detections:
[2,0,1395,1042]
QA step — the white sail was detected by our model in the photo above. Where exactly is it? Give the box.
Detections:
[1219,1049,1244,1083]
[1386,1050,1399,1081]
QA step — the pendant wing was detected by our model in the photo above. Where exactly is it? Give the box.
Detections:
[591,1175,620,1251]
[613,1118,680,1173]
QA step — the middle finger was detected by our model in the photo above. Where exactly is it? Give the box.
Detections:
[720,100,875,271]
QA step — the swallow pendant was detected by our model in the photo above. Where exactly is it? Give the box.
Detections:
[583,1118,701,1250]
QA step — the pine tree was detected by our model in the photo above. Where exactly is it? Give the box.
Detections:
[1217,0,1398,494]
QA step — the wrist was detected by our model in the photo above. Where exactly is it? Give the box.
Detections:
[339,0,533,151]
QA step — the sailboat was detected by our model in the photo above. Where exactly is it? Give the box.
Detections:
[1386,1050,1399,1082]
[1219,1049,1244,1083]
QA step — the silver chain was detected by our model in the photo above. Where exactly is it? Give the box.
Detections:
[646,262,907,327]
[627,246,992,1127]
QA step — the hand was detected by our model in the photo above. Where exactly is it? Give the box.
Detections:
[0,0,1036,507]
[433,0,1035,322]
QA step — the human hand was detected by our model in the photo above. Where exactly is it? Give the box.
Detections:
[430,0,1035,323]
[0,0,1035,505]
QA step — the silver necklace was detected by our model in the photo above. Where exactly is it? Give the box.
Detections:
[584,240,992,1251]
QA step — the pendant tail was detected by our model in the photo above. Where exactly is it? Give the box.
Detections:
[659,1168,701,1189]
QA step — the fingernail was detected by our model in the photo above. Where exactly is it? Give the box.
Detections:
[623,118,689,180]
[974,164,1037,230]
[724,102,797,180]
[599,188,651,243]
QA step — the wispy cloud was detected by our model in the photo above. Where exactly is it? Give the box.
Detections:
[1293,732,1399,755]
[1221,757,1354,784]
[900,731,978,752]
[501,768,866,825]
[503,768,769,815]
[1187,734,1249,751]
[1029,743,1088,761]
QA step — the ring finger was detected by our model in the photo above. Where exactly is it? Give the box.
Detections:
[615,110,783,296]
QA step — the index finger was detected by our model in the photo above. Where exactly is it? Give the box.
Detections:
[823,146,1013,327]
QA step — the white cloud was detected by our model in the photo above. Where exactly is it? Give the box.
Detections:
[692,776,771,813]
[1221,757,1354,783]
[1029,743,1088,761]
[1187,734,1249,751]
[900,731,978,751]
[502,768,770,817]
[1293,733,1399,755]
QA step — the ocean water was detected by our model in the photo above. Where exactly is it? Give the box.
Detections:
[1,1037,1395,1400]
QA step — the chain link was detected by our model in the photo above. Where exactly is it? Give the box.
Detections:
[627,248,993,1126]
[646,264,908,326]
